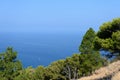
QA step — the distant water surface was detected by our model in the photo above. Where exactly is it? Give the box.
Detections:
[0,32,83,67]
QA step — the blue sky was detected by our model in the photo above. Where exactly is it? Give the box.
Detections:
[0,0,120,33]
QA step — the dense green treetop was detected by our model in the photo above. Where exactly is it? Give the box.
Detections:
[94,18,120,54]
[79,28,96,54]
[0,47,22,80]
[97,18,120,39]
[45,60,65,80]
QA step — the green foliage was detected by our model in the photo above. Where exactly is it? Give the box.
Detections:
[79,28,96,54]
[94,18,120,54]
[78,27,105,77]
[14,53,104,80]
[112,31,120,51]
[97,18,120,39]
[45,60,65,80]
[34,66,46,80]
[63,54,80,80]
[14,66,35,80]
[0,47,22,80]
[79,52,104,76]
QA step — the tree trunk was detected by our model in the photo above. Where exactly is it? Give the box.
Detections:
[67,65,71,80]
[73,68,77,79]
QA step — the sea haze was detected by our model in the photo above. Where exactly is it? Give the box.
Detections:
[0,32,83,67]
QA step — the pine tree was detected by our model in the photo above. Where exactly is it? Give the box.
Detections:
[79,28,96,54]
[94,18,120,57]
[0,47,22,80]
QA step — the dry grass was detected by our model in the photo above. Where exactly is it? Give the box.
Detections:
[112,71,120,80]
[78,60,120,80]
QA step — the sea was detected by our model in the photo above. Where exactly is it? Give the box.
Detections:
[0,32,83,68]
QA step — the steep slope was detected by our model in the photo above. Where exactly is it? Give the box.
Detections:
[78,60,120,80]
[111,72,120,80]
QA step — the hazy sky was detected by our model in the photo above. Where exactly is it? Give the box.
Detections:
[0,0,120,33]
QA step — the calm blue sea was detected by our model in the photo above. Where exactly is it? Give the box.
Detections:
[0,32,83,68]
